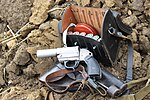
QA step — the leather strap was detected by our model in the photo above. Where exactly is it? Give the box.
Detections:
[45,65,88,93]
[126,39,133,82]
[135,81,150,100]
[108,28,133,82]
[62,23,76,47]
[111,78,150,100]
[124,39,133,95]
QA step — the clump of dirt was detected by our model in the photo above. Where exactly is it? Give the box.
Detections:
[0,0,33,33]
[0,0,150,100]
[29,0,54,25]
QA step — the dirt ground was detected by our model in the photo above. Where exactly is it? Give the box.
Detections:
[0,0,150,100]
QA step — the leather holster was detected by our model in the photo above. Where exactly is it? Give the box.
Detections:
[39,62,127,97]
[39,63,87,93]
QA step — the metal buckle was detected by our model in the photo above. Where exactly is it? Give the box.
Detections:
[88,78,107,96]
[108,27,127,39]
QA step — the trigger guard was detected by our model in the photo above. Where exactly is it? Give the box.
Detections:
[64,60,80,70]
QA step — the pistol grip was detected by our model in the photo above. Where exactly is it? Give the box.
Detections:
[84,55,101,78]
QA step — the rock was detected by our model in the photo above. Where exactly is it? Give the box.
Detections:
[142,27,150,38]
[28,29,42,40]
[0,59,5,85]
[39,21,51,30]
[131,29,138,42]
[145,9,150,18]
[40,87,49,99]
[27,90,42,100]
[91,0,102,8]
[139,35,150,53]
[0,0,32,32]
[43,29,62,48]
[13,43,30,65]
[26,47,37,55]
[105,0,115,7]
[28,28,61,48]
[53,92,72,100]
[122,15,138,27]
[132,10,143,16]
[28,29,44,43]
[142,55,150,68]
[0,21,7,33]
[6,39,16,49]
[0,45,2,57]
[23,64,37,78]
[133,50,141,68]
[50,19,59,34]
[1,87,42,100]
[114,0,123,7]
[138,15,145,22]
[118,45,127,60]
[131,0,144,11]
[75,0,81,6]
[136,23,148,30]
[20,23,36,37]
[29,0,54,25]
[35,58,54,74]
[139,35,149,45]
[144,0,150,17]
[1,87,28,100]
[144,0,150,9]
[5,61,20,75]
[0,70,5,85]
[26,46,40,62]
[133,43,139,51]
[48,8,63,19]
[75,0,90,6]
[81,0,90,7]
[147,65,150,76]
[43,29,55,40]
[28,29,51,47]
[0,58,6,68]
[128,10,132,15]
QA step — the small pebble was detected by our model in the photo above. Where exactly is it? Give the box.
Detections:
[128,10,132,15]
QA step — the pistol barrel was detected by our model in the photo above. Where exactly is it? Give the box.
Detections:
[37,49,57,57]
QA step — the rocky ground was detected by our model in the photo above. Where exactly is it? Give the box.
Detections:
[0,0,150,100]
